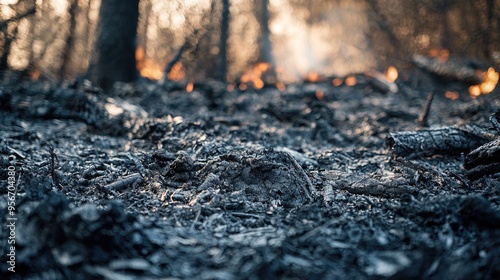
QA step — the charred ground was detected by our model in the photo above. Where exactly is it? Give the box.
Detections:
[0,75,499,279]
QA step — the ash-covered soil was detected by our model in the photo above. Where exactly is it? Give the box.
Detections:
[0,77,499,279]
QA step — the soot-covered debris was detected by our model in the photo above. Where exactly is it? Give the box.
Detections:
[0,77,499,279]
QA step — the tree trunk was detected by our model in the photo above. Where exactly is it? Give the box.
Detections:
[59,0,78,79]
[87,0,139,91]
[216,0,230,82]
[484,0,494,58]
[258,0,273,64]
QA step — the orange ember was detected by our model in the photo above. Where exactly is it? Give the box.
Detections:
[428,49,450,62]
[276,82,286,91]
[239,83,247,90]
[385,66,398,83]
[344,75,357,86]
[306,71,322,83]
[186,82,194,92]
[332,78,343,86]
[444,90,459,100]
[240,62,272,90]
[315,90,324,100]
[468,67,499,98]
[136,47,164,80]
[30,68,41,81]
[167,62,186,81]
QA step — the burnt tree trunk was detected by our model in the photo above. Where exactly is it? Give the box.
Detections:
[484,0,494,58]
[59,0,78,79]
[258,0,273,64]
[216,0,230,82]
[87,0,139,91]
[0,25,18,72]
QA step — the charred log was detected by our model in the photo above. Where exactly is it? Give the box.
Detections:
[464,138,500,179]
[386,125,497,158]
[412,54,484,84]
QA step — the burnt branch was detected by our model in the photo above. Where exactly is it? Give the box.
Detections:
[412,54,484,84]
[464,138,500,179]
[387,125,497,158]
[417,91,435,127]
[162,42,188,82]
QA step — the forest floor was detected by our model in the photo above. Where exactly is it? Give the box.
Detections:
[0,73,499,279]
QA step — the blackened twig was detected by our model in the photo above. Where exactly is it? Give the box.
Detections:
[104,173,142,191]
[161,42,188,83]
[418,90,435,127]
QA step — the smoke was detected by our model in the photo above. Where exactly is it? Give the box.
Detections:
[269,0,376,81]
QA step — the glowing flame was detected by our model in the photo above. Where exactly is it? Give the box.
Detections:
[332,78,343,86]
[444,90,459,100]
[240,62,272,90]
[315,90,324,100]
[428,49,449,62]
[186,82,194,92]
[468,67,499,98]
[136,47,164,80]
[167,62,186,81]
[345,75,357,86]
[30,68,40,81]
[276,82,286,91]
[385,66,398,83]
[305,71,322,83]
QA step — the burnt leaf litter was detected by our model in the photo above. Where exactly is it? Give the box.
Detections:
[0,75,499,279]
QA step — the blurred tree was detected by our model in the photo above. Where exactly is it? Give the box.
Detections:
[256,0,273,64]
[59,0,78,79]
[87,0,139,91]
[216,0,230,81]
[0,4,36,72]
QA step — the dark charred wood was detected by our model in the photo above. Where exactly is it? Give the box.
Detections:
[387,125,497,158]
[417,91,435,127]
[162,42,188,83]
[412,54,484,84]
[464,138,500,179]
[491,111,500,132]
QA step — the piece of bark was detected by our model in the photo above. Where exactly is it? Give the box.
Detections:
[464,138,500,179]
[412,54,484,84]
[386,125,497,158]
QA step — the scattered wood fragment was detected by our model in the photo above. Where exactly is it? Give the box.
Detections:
[104,173,142,191]
[386,125,497,158]
[417,91,435,127]
[463,112,500,179]
[411,54,484,84]
[284,151,316,201]
[464,138,500,179]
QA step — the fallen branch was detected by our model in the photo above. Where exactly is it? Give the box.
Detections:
[417,91,435,127]
[104,173,142,191]
[386,125,497,158]
[412,54,484,84]
[464,138,500,179]
[161,42,188,83]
